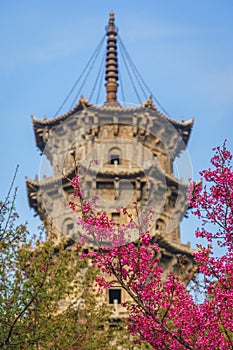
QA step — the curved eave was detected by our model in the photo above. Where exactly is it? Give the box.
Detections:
[141,98,194,148]
[171,118,194,147]
[25,177,40,214]
[156,236,195,259]
[26,177,194,258]
[26,163,188,188]
[97,102,194,147]
[26,165,188,206]
[32,97,92,152]
[32,96,194,154]
[26,175,66,216]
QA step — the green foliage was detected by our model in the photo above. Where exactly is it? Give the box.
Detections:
[0,187,143,349]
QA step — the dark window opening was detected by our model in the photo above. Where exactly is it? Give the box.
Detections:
[112,212,120,223]
[109,319,121,328]
[156,219,164,231]
[66,223,74,235]
[67,223,74,231]
[97,325,105,331]
[110,155,120,165]
[109,289,121,304]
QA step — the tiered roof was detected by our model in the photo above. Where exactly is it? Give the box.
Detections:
[32,96,193,155]
[26,12,195,260]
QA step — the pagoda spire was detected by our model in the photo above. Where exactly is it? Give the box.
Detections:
[105,11,119,103]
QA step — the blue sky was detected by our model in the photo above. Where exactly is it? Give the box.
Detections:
[1,0,233,247]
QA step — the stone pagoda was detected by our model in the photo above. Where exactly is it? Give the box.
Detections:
[26,12,195,314]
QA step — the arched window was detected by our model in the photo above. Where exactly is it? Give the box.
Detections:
[109,147,122,165]
[156,218,165,232]
[109,288,122,304]
[62,218,74,238]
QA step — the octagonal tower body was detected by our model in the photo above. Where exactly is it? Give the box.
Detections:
[26,13,195,316]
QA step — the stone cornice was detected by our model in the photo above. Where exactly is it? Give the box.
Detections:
[32,97,194,159]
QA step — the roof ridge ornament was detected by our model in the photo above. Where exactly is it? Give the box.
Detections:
[105,11,119,104]
[141,96,156,110]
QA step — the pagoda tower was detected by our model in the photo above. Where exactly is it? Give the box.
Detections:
[26,12,195,314]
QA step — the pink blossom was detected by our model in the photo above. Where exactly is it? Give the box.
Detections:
[70,142,233,349]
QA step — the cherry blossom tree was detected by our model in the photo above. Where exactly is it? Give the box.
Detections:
[70,142,233,349]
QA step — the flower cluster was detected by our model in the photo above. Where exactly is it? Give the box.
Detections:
[69,143,233,349]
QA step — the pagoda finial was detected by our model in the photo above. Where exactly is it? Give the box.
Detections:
[105,11,119,103]
[109,11,115,32]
